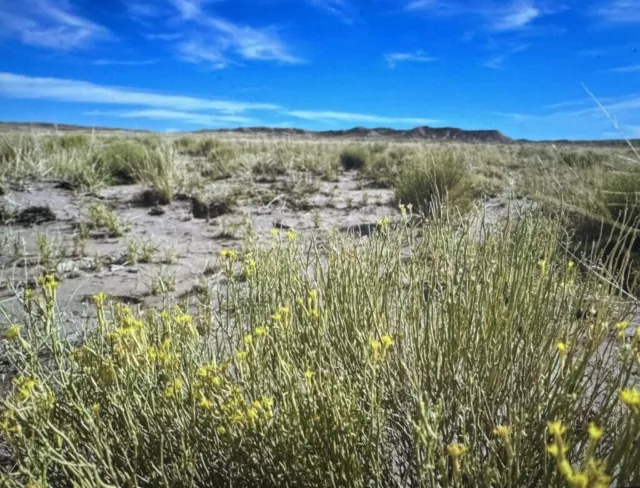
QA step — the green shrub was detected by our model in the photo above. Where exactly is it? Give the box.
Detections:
[45,133,90,151]
[365,146,413,187]
[558,148,610,168]
[0,136,34,169]
[174,136,196,154]
[0,138,17,165]
[2,215,640,486]
[601,168,640,224]
[251,158,288,179]
[184,138,233,159]
[394,148,473,213]
[90,140,172,185]
[339,145,370,171]
[517,144,554,162]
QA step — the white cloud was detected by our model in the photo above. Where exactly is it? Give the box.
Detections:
[92,59,158,66]
[405,0,451,12]
[125,1,161,18]
[308,0,356,22]
[405,0,543,31]
[491,1,540,31]
[496,92,640,133]
[169,0,202,20]
[177,41,228,69]
[0,0,109,50]
[610,64,640,73]
[595,0,640,23]
[285,110,438,125]
[144,32,183,41]
[209,17,303,64]
[0,72,280,114]
[0,72,444,129]
[86,109,256,126]
[385,50,438,67]
[483,43,530,69]
[165,0,302,66]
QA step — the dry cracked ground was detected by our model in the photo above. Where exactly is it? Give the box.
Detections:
[0,166,429,337]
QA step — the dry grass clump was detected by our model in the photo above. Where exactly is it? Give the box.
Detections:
[90,140,169,185]
[2,212,639,486]
[599,168,640,225]
[0,136,35,171]
[44,133,91,152]
[363,144,415,188]
[394,147,474,214]
[340,145,370,170]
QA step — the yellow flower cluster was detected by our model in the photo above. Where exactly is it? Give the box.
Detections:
[377,216,391,231]
[243,258,257,279]
[5,324,21,341]
[492,425,511,438]
[164,378,184,398]
[493,425,515,458]
[546,420,610,488]
[0,408,22,440]
[272,305,291,324]
[620,387,640,415]
[304,369,315,383]
[557,341,569,356]
[38,274,59,292]
[615,321,630,341]
[447,443,466,482]
[369,334,395,362]
[538,259,548,275]
[296,289,321,319]
[220,249,238,261]
[13,375,39,402]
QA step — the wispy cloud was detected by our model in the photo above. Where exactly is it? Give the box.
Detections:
[0,0,109,50]
[85,109,256,126]
[405,0,544,31]
[308,0,357,23]
[384,50,437,67]
[285,110,438,125]
[144,33,183,41]
[483,43,530,69]
[177,41,229,69]
[595,0,640,23]
[405,0,457,13]
[125,1,162,18]
[92,59,158,66]
[491,1,540,31]
[0,72,443,129]
[164,0,302,67]
[498,92,640,129]
[0,72,280,114]
[610,64,640,73]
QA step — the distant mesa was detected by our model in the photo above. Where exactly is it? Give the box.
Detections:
[1,121,636,145]
[201,125,513,143]
[0,121,512,143]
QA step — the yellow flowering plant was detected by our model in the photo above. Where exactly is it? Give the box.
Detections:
[1,213,640,487]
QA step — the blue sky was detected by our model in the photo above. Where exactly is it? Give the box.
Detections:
[0,0,638,140]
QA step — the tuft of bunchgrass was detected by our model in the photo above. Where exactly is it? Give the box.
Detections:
[600,168,640,225]
[90,140,173,186]
[44,133,91,152]
[340,145,370,171]
[394,147,474,214]
[1,210,639,487]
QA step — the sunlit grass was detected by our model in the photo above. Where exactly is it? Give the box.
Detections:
[1,210,639,486]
